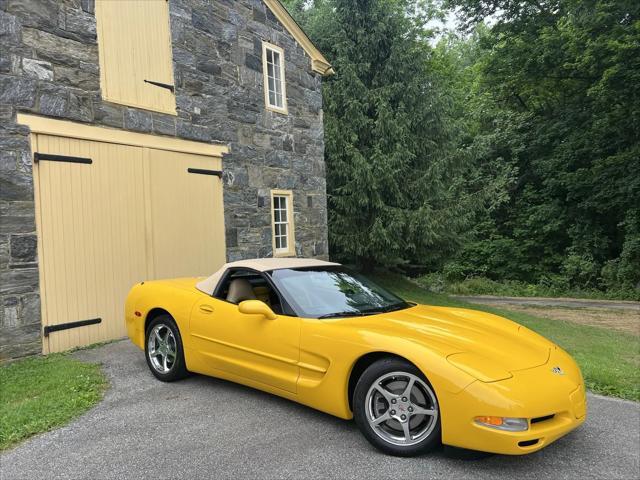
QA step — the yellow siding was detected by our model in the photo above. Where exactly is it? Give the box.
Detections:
[95,0,176,114]
[32,135,226,354]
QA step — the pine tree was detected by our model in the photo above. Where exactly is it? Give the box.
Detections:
[293,0,474,270]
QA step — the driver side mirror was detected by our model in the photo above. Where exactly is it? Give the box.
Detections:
[238,300,277,320]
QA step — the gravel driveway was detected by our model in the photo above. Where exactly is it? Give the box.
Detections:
[1,341,639,480]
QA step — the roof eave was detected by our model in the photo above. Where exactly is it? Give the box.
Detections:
[263,0,334,76]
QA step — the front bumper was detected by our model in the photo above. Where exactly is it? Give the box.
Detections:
[440,347,587,455]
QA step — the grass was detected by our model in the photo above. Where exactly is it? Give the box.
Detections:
[0,354,107,450]
[417,274,640,301]
[374,273,640,402]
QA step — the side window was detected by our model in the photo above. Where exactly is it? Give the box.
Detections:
[262,41,288,114]
[271,190,296,257]
[215,270,284,314]
[95,0,176,114]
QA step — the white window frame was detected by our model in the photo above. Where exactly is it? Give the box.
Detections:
[262,42,288,114]
[271,190,295,257]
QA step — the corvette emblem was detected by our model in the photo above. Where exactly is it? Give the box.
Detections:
[551,366,564,375]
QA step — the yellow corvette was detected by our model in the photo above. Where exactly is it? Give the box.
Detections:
[125,258,586,456]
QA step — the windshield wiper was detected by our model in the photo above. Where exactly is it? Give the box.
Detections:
[317,311,377,319]
[380,302,410,313]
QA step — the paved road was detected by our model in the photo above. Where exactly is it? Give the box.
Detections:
[453,295,640,311]
[1,341,639,480]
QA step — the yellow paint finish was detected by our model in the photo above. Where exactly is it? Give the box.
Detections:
[190,298,300,393]
[27,128,226,353]
[146,149,225,279]
[126,281,586,455]
[95,0,176,114]
[34,135,148,353]
[439,346,587,454]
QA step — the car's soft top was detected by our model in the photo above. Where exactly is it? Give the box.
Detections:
[195,257,340,295]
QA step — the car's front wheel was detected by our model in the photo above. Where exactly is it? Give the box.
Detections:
[145,314,188,382]
[353,358,441,456]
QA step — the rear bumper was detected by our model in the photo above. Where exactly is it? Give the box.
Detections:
[440,347,587,455]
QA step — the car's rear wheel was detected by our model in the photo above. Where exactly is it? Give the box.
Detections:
[353,358,441,456]
[145,314,188,382]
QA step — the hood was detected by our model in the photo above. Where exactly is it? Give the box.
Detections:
[348,304,551,381]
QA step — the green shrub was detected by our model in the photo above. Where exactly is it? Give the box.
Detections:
[416,274,640,300]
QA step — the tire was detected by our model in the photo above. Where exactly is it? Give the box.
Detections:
[353,358,441,457]
[144,314,188,382]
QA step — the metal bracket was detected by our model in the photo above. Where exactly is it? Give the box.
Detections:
[43,318,102,336]
[187,168,223,178]
[144,79,175,93]
[34,153,92,164]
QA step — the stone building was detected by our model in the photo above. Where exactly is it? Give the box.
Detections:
[0,0,332,358]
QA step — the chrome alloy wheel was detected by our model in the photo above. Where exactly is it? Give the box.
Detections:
[365,371,439,446]
[147,324,177,374]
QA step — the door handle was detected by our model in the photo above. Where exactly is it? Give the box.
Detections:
[199,305,214,314]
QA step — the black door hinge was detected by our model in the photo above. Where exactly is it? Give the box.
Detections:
[187,168,223,178]
[43,318,102,336]
[144,79,175,93]
[34,153,92,164]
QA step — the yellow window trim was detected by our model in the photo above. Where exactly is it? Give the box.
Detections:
[262,41,289,115]
[271,189,296,257]
[17,114,229,158]
[263,0,334,76]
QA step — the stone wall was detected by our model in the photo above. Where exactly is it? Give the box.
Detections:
[0,0,328,359]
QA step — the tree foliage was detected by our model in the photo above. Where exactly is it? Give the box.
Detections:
[284,0,639,294]
[444,0,640,293]
[284,0,479,270]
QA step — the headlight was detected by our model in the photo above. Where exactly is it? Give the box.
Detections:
[474,416,528,432]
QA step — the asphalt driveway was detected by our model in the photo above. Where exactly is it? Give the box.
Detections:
[1,341,639,480]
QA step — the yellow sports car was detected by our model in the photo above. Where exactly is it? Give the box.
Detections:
[125,258,586,456]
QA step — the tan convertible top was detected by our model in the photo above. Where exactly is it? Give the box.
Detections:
[195,258,340,295]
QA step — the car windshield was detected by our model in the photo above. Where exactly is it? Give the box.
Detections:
[268,266,410,318]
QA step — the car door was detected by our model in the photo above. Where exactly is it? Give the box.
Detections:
[189,273,300,394]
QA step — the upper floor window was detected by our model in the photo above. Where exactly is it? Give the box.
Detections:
[262,42,288,114]
[271,190,295,257]
[95,0,176,115]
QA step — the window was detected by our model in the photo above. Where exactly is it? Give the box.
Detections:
[269,267,409,319]
[262,42,288,114]
[95,0,176,114]
[271,190,295,257]
[214,269,284,314]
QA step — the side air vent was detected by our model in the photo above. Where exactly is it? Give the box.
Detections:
[518,439,540,447]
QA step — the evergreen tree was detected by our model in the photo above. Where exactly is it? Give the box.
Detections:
[287,0,475,270]
[445,0,640,293]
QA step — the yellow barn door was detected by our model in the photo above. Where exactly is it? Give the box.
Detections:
[32,135,226,354]
[146,149,226,279]
[33,135,148,353]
